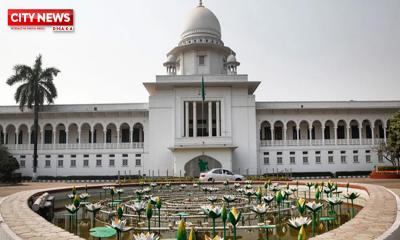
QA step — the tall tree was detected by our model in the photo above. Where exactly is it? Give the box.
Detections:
[376,111,400,167]
[6,55,60,180]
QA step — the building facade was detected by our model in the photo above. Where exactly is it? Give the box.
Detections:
[1,3,399,177]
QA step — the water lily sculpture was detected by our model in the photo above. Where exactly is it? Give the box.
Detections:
[275,190,284,218]
[136,189,145,201]
[288,216,311,229]
[111,216,126,232]
[344,192,360,218]
[244,189,255,204]
[296,198,306,216]
[306,201,323,236]
[270,184,280,193]
[146,202,153,231]
[250,204,268,223]
[233,183,240,189]
[201,205,222,237]
[110,187,115,202]
[79,192,90,201]
[176,220,187,240]
[133,232,159,240]
[116,188,124,199]
[262,195,275,206]
[327,197,343,215]
[222,195,236,207]
[207,196,218,204]
[228,207,241,240]
[86,202,102,227]
[65,196,80,234]
[127,201,146,222]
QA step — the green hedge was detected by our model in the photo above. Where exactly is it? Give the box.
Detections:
[377,166,400,171]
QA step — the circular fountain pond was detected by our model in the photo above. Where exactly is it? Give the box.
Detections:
[45,181,362,240]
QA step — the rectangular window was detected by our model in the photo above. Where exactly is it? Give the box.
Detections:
[57,160,63,168]
[340,150,346,154]
[122,154,128,157]
[353,155,359,163]
[316,156,321,164]
[109,159,115,167]
[264,152,269,156]
[328,151,333,154]
[20,155,26,159]
[83,159,89,167]
[20,160,25,168]
[70,159,76,167]
[341,156,346,164]
[84,154,89,158]
[45,160,51,167]
[96,159,102,167]
[264,157,269,165]
[290,157,296,164]
[96,154,102,158]
[71,154,76,158]
[277,152,282,155]
[303,156,309,164]
[365,150,371,154]
[353,150,358,154]
[302,151,308,155]
[135,154,141,157]
[366,155,371,163]
[109,154,115,157]
[122,159,128,167]
[58,154,64,158]
[135,159,141,166]
[277,157,283,165]
[45,155,51,158]
[198,55,205,65]
[290,151,295,155]
[315,151,321,155]
[328,156,334,164]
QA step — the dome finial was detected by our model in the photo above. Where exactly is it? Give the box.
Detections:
[199,0,203,7]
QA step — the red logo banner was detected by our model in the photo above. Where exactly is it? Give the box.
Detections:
[8,9,73,26]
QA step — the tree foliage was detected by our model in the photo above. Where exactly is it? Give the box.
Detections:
[376,111,400,166]
[0,145,19,181]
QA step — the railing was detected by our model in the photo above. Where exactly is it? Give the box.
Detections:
[5,142,144,151]
[259,138,385,147]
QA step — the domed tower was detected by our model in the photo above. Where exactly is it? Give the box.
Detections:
[164,1,238,75]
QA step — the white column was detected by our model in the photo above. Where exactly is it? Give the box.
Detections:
[371,126,375,145]
[65,130,69,149]
[15,131,19,145]
[130,129,134,148]
[91,129,95,145]
[309,127,313,145]
[117,130,120,144]
[322,127,325,145]
[78,130,81,149]
[216,102,220,137]
[359,126,362,145]
[208,101,212,137]
[185,102,189,137]
[347,127,351,145]
[334,127,337,145]
[283,127,287,146]
[384,127,387,143]
[103,131,107,146]
[193,102,197,137]
[271,128,274,146]
[2,131,5,145]
[41,129,44,149]
[296,127,300,146]
[261,125,265,140]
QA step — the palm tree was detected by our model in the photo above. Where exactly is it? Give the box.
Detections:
[6,55,60,180]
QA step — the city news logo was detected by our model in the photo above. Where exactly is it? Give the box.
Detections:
[8,9,74,32]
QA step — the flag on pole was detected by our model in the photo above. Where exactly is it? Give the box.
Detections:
[200,75,205,101]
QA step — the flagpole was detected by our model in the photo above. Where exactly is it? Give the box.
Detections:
[202,75,204,139]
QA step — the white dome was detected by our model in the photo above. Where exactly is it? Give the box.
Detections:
[167,54,176,62]
[181,5,221,40]
[227,54,236,62]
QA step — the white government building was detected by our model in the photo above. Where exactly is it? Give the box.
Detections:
[1,2,399,178]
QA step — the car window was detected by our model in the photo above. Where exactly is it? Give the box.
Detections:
[212,169,222,174]
[224,170,233,175]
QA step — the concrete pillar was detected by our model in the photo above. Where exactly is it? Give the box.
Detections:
[371,126,375,145]
[384,127,387,143]
[216,101,220,137]
[185,102,189,137]
[65,130,69,148]
[359,126,362,145]
[208,101,212,137]
[322,127,325,145]
[309,127,313,145]
[193,102,197,137]
[347,127,351,145]
[296,127,300,146]
[271,128,274,146]
[117,130,120,144]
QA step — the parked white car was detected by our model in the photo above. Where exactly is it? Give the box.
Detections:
[199,168,245,182]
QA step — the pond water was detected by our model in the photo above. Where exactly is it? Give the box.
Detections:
[48,183,362,240]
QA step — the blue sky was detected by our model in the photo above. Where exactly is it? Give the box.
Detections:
[1,0,399,105]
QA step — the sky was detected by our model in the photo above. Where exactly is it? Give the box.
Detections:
[0,0,399,106]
